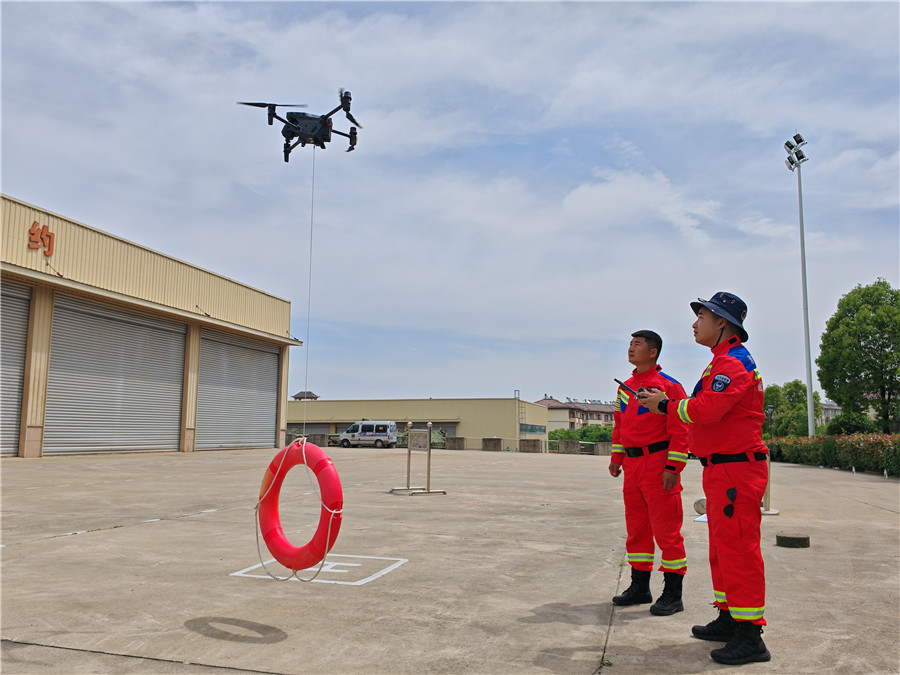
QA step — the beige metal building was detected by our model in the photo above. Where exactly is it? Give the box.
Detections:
[288,397,548,446]
[1,195,299,457]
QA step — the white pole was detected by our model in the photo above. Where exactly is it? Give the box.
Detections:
[796,162,816,437]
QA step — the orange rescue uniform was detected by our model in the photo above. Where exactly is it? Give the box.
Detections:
[611,365,690,575]
[667,335,768,625]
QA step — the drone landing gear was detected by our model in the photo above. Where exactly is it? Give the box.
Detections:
[283,139,308,163]
[332,127,357,153]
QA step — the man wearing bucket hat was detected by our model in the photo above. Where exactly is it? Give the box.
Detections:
[638,292,771,666]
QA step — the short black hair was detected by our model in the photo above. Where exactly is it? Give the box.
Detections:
[631,330,662,358]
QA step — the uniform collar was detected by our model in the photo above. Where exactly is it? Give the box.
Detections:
[712,335,742,355]
[632,364,662,379]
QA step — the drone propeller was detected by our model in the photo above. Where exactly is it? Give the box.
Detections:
[346,111,363,128]
[236,102,308,108]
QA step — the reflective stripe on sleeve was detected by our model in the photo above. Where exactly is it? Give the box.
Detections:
[677,399,693,423]
[667,451,688,464]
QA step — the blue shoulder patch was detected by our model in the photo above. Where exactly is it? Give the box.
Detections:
[727,345,757,374]
[658,370,682,386]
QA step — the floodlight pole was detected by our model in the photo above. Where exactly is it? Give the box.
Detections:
[785,134,816,438]
[795,161,816,437]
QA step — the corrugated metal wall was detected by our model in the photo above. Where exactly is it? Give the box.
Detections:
[1,281,32,456]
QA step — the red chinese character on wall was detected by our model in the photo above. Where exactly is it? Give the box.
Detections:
[28,221,54,257]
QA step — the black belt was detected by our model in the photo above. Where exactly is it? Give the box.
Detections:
[624,440,669,457]
[700,452,768,467]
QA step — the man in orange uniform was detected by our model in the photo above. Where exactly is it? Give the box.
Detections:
[609,330,690,616]
[639,292,771,666]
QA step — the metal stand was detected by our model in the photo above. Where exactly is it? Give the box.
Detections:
[761,454,780,515]
[390,422,446,496]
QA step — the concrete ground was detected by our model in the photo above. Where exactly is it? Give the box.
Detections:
[1,446,898,675]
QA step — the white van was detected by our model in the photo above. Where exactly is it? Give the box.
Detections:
[339,420,398,448]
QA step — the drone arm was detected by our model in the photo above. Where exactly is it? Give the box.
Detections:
[284,138,306,163]
[322,105,344,119]
[331,127,358,152]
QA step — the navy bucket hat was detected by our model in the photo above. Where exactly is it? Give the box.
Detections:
[690,291,749,342]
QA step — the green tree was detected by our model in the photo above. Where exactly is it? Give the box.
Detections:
[548,425,614,443]
[579,424,613,443]
[763,380,822,437]
[548,428,579,442]
[817,278,900,433]
[825,411,878,436]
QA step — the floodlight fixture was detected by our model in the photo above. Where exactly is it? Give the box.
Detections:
[784,142,809,173]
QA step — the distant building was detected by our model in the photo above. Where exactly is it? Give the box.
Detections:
[287,397,548,443]
[819,400,842,427]
[534,395,616,432]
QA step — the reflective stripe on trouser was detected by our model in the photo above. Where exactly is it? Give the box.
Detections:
[622,448,686,574]
[703,459,768,625]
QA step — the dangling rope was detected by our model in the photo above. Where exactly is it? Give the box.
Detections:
[252,147,342,583]
[301,147,316,438]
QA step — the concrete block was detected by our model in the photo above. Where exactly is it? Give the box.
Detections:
[594,441,612,456]
[482,438,502,452]
[446,437,466,451]
[520,439,542,453]
[558,440,580,454]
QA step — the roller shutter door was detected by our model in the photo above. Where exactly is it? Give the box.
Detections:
[1,282,32,456]
[44,296,186,455]
[195,330,279,450]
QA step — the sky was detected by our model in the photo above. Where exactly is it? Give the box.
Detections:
[2,0,898,405]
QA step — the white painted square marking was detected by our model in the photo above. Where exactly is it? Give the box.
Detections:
[230,554,407,586]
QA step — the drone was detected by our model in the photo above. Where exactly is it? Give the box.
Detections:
[238,90,362,162]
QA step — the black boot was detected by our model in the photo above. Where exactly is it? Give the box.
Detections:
[612,568,652,606]
[692,608,738,641]
[709,621,771,665]
[650,571,684,615]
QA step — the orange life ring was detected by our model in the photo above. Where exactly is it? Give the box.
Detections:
[257,440,343,571]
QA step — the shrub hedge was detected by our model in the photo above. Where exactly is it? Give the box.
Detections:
[766,434,900,476]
